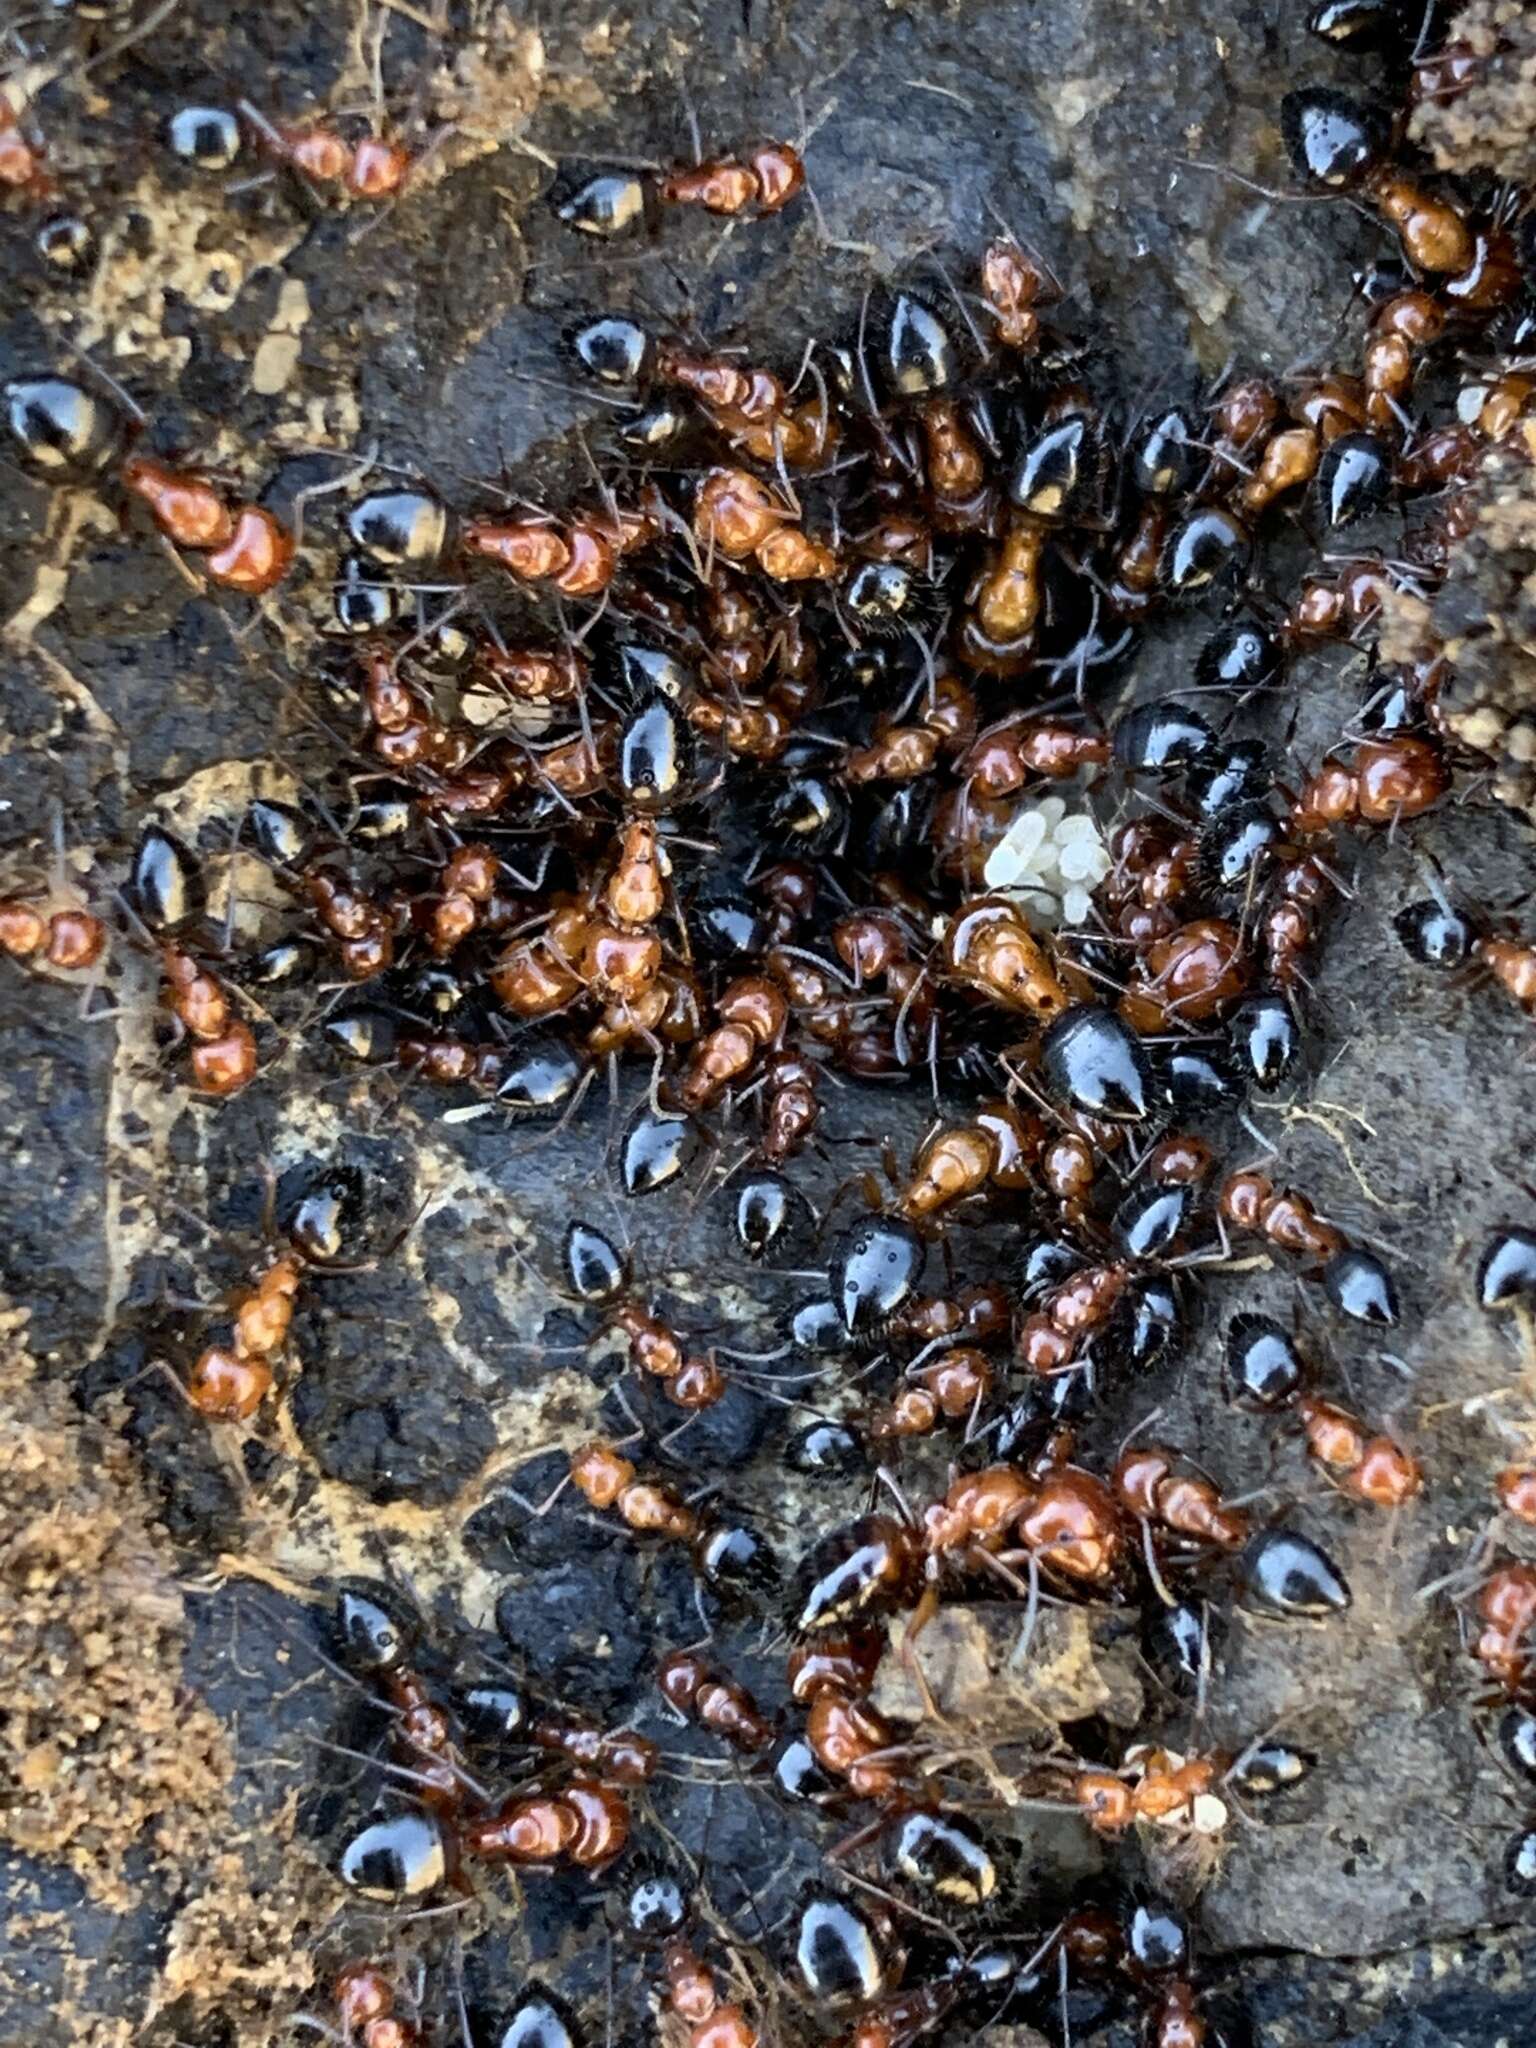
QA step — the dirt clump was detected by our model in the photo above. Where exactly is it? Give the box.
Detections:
[1408,0,1536,183]
[0,1305,339,2041]
[149,1830,335,2045]
[0,1304,232,1904]
[1385,421,1536,825]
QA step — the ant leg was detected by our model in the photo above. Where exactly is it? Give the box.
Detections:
[658,1409,703,1458]
[256,1159,281,1242]
[713,1335,795,1366]
[1140,1517,1177,1608]
[825,1809,894,1866]
[873,1462,919,1527]
[997,1547,1043,1663]
[891,1583,950,1730]
[288,442,378,551]
[1117,1403,1167,1459]
[530,1471,576,1518]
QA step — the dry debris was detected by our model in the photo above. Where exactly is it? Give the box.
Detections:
[1409,0,1536,185]
[0,1306,334,2043]
[1386,421,1536,825]
[0,1304,231,1904]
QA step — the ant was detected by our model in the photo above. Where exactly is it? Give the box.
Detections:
[511,1208,809,1422]
[134,1160,407,1484]
[1225,1310,1422,1509]
[113,824,261,1095]
[329,1959,424,2048]
[1218,1168,1402,1326]
[331,1579,640,1899]
[0,815,112,985]
[1393,870,1536,1017]
[234,98,417,203]
[555,138,805,239]
[118,453,295,593]
[662,1933,761,2048]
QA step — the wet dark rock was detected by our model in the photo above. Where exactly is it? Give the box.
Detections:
[290,1292,495,1505]
[5,4,1533,2040]
[495,1552,661,1707]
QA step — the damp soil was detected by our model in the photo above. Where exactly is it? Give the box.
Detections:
[2,2,1535,2045]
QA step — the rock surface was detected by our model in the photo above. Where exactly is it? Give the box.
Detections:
[873,1603,1145,1732]
[2,0,1536,2043]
